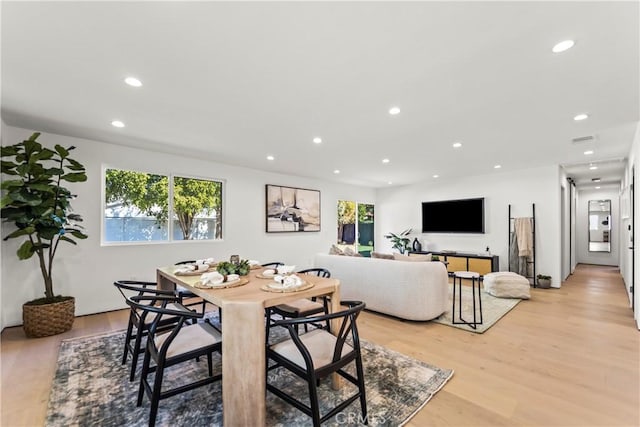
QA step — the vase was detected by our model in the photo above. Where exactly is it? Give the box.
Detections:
[412,238,422,252]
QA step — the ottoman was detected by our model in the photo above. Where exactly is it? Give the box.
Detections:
[483,272,531,299]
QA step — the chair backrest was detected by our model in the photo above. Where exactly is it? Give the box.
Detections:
[261,262,284,268]
[297,268,331,278]
[114,280,179,324]
[125,295,203,356]
[113,280,175,300]
[272,301,365,371]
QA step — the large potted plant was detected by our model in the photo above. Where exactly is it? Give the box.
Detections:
[1,132,87,337]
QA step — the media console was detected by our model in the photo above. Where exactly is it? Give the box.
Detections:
[411,251,499,276]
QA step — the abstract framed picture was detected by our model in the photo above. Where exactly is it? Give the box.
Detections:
[265,184,321,233]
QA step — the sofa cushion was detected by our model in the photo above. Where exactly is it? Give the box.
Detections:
[409,253,432,261]
[393,253,432,262]
[483,272,531,299]
[371,252,394,260]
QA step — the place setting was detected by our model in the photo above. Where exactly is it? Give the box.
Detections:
[173,258,217,276]
[258,265,314,293]
[194,271,249,289]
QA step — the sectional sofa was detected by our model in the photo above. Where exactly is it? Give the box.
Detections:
[314,253,449,321]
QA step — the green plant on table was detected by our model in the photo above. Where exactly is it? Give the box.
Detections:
[383,228,412,254]
[216,259,250,276]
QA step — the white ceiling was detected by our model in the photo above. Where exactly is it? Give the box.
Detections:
[2,1,638,188]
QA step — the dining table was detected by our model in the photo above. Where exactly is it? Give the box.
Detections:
[156,265,342,427]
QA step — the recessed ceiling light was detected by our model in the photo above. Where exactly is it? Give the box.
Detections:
[494,165,502,169]
[389,107,401,115]
[589,165,598,170]
[388,181,393,185]
[111,120,125,128]
[592,178,601,182]
[382,158,390,164]
[433,174,439,178]
[124,77,142,87]
[552,39,575,53]
[333,169,340,174]
[584,150,594,155]
[313,137,322,144]
[574,113,589,121]
[266,155,275,161]
[595,186,601,189]
[452,142,463,148]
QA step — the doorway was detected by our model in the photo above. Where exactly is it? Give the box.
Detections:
[337,201,374,256]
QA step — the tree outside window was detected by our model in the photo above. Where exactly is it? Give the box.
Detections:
[104,168,222,242]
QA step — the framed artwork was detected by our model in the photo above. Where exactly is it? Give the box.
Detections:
[266,184,321,233]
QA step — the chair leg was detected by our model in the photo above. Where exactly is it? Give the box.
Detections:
[265,308,272,340]
[308,373,322,427]
[148,364,165,427]
[122,314,135,365]
[130,325,145,381]
[207,352,213,377]
[355,354,368,424]
[137,347,152,406]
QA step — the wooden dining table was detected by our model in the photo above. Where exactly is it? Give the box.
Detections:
[157,265,341,427]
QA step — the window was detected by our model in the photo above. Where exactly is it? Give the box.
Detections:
[104,168,223,243]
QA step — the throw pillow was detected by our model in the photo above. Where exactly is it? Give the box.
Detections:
[409,252,432,261]
[329,244,344,255]
[343,246,357,256]
[393,253,432,262]
[371,252,394,260]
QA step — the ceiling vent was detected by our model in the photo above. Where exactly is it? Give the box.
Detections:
[571,134,597,144]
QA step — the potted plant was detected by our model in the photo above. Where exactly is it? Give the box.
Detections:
[1,132,88,337]
[383,228,412,254]
[536,274,551,289]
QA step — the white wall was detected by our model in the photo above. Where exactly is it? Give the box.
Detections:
[625,122,640,329]
[575,187,620,266]
[559,168,575,281]
[0,125,375,328]
[374,165,562,287]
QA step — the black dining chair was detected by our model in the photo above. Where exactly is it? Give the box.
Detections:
[127,293,223,427]
[174,260,209,315]
[114,280,183,381]
[261,261,285,269]
[266,268,331,334]
[266,301,368,426]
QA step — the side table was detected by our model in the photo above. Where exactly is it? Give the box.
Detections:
[452,270,483,330]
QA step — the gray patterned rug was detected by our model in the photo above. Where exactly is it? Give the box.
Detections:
[46,321,453,426]
[433,285,522,333]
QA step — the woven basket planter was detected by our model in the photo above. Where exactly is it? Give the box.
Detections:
[22,297,75,338]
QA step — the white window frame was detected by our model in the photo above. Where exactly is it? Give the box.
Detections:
[101,165,226,246]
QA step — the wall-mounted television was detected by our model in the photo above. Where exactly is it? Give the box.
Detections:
[421,198,485,233]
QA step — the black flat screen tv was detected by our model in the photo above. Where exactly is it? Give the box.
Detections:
[421,198,485,233]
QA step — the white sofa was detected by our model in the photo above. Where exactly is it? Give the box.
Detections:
[314,253,449,321]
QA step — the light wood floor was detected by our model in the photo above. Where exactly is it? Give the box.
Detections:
[1,264,638,426]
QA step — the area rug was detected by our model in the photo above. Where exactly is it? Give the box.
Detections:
[433,286,522,334]
[45,326,453,426]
